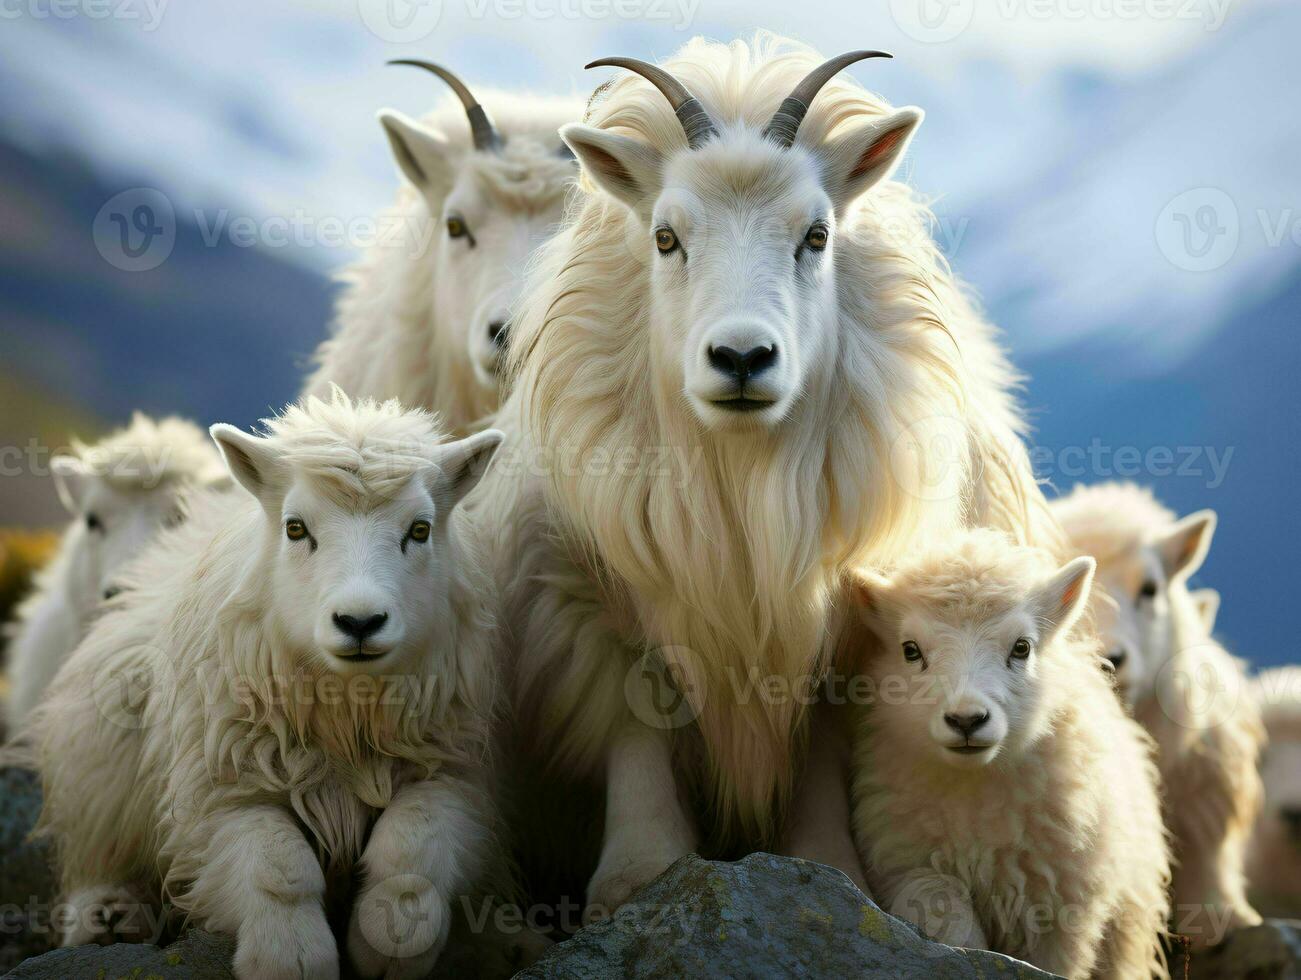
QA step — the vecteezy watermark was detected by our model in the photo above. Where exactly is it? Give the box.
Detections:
[93,188,176,273]
[357,0,696,42]
[0,0,169,30]
[355,874,441,960]
[624,648,703,730]
[1155,187,1240,272]
[890,0,1232,43]
[1029,440,1235,491]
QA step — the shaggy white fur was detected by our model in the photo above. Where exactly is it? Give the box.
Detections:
[477,34,1066,913]
[304,92,580,432]
[1246,666,1301,918]
[30,394,508,980]
[4,414,224,731]
[850,529,1170,979]
[1052,482,1264,946]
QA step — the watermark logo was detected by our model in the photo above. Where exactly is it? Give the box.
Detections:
[90,648,174,731]
[889,415,978,503]
[93,188,175,273]
[889,0,976,43]
[355,874,440,959]
[357,0,442,42]
[1154,643,1244,731]
[624,647,702,731]
[1155,187,1239,272]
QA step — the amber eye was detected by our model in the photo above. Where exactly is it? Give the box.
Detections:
[805,223,829,251]
[1010,637,1033,660]
[902,641,924,664]
[285,519,309,542]
[447,216,469,239]
[408,520,432,544]
[655,228,679,254]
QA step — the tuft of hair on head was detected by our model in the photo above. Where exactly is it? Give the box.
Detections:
[50,413,226,514]
[211,386,454,508]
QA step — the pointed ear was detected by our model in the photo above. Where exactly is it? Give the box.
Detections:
[1152,510,1216,582]
[1191,588,1221,633]
[209,424,281,504]
[50,456,92,516]
[379,110,455,203]
[560,123,663,220]
[820,107,923,210]
[1033,556,1095,639]
[431,428,504,514]
[849,567,895,634]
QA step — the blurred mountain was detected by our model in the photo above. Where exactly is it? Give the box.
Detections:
[0,139,333,433]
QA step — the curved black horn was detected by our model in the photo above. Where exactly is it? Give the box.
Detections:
[388,59,502,153]
[762,50,892,148]
[585,57,718,151]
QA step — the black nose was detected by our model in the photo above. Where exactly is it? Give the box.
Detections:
[708,344,777,382]
[103,586,123,601]
[332,612,388,643]
[944,711,990,738]
[1282,806,1301,841]
[1107,649,1128,669]
[488,320,509,349]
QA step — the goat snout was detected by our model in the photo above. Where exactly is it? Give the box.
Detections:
[943,711,990,738]
[707,344,777,383]
[332,611,389,644]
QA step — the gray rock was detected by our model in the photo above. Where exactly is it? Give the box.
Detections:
[0,767,57,973]
[3,929,235,979]
[519,853,1058,979]
[1186,920,1301,980]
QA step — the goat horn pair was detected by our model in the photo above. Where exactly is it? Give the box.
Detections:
[388,60,502,153]
[585,50,892,150]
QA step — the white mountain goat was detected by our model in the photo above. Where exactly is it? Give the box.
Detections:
[1246,666,1301,918]
[4,414,224,732]
[848,530,1170,979]
[477,35,1067,914]
[305,62,580,431]
[1051,482,1264,946]
[31,394,505,980]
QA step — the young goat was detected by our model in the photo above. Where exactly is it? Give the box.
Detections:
[1052,482,1264,945]
[1246,665,1301,918]
[32,394,504,980]
[4,414,224,731]
[850,530,1170,979]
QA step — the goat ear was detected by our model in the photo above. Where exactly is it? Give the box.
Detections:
[50,456,92,516]
[1033,556,1095,639]
[849,568,894,633]
[820,107,923,210]
[379,110,455,203]
[1191,588,1221,633]
[431,428,504,514]
[1152,510,1216,583]
[561,123,663,220]
[209,424,280,504]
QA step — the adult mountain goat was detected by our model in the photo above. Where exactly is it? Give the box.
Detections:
[1052,482,1264,947]
[4,414,224,731]
[479,35,1066,913]
[305,63,580,431]
[32,394,504,980]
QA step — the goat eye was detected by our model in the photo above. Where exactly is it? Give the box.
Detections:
[654,227,679,254]
[446,216,469,239]
[85,513,103,533]
[804,223,829,251]
[902,640,924,664]
[1010,637,1033,660]
[285,519,309,542]
[1138,580,1158,600]
[408,520,432,544]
